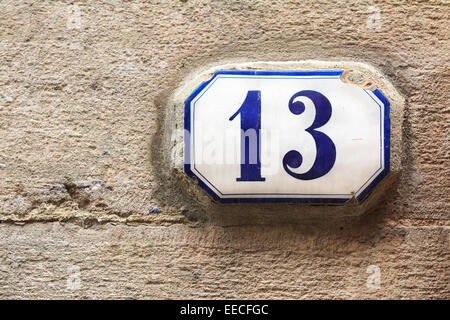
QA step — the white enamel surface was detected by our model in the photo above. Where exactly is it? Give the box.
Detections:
[188,74,386,199]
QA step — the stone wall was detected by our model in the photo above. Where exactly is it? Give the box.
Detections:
[0,0,448,299]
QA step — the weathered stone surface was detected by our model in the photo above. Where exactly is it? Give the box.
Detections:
[0,0,448,299]
[0,222,448,299]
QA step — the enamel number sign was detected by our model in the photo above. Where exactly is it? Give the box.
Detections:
[184,70,390,203]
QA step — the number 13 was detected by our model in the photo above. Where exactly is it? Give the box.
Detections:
[229,90,336,181]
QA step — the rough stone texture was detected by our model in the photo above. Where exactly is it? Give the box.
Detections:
[0,0,448,299]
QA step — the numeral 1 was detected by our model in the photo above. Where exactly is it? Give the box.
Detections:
[229,90,265,182]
